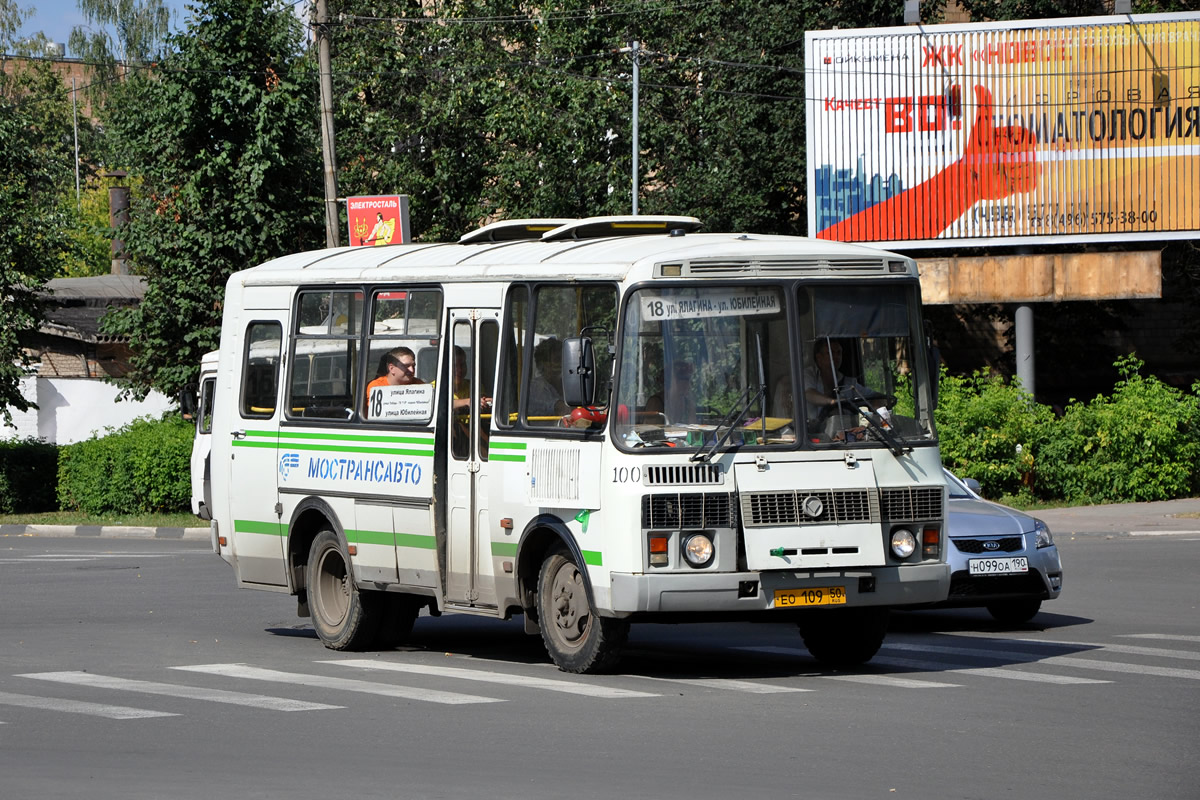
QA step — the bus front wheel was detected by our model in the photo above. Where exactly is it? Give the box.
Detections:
[537,548,628,674]
[798,607,889,668]
[308,529,379,650]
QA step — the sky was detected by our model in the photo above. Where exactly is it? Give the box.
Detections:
[18,0,191,55]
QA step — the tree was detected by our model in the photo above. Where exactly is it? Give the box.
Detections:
[99,0,324,398]
[0,63,75,425]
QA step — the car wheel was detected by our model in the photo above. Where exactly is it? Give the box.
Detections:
[986,599,1042,624]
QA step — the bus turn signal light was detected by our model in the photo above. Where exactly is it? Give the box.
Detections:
[649,535,669,566]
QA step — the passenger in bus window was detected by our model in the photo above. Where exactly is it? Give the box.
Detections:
[364,346,422,412]
[527,337,568,422]
[645,360,698,424]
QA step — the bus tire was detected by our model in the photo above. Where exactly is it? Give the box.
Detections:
[798,607,889,668]
[308,529,380,651]
[376,594,421,649]
[537,548,628,674]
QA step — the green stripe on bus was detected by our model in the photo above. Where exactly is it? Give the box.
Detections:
[395,532,436,550]
[582,550,603,566]
[489,453,527,462]
[344,529,394,547]
[491,542,518,557]
[489,441,528,450]
[233,440,434,457]
[234,519,285,536]
[240,429,435,446]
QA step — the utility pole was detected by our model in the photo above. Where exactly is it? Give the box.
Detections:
[316,0,340,247]
[617,41,641,215]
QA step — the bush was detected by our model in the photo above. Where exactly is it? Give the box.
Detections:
[0,438,59,513]
[57,415,193,514]
[934,368,1055,501]
[1037,356,1200,504]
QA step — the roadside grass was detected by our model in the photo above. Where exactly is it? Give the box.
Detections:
[0,510,204,528]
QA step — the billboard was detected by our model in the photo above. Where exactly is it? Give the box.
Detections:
[806,13,1200,248]
[347,194,412,247]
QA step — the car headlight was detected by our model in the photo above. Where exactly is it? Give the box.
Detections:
[682,533,715,567]
[890,528,916,559]
[1034,519,1054,549]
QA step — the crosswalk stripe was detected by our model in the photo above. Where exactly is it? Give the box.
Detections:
[172,663,503,705]
[732,646,960,687]
[823,674,960,689]
[945,636,1200,662]
[0,690,177,720]
[327,659,659,698]
[872,656,1110,685]
[1119,634,1200,643]
[17,671,342,711]
[1045,657,1200,681]
[883,642,1200,681]
[632,675,815,694]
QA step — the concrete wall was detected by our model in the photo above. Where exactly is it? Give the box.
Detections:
[3,377,174,445]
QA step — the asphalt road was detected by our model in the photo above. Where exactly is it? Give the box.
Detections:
[1,525,1198,800]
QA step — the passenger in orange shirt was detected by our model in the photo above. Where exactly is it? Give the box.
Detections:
[364,346,422,414]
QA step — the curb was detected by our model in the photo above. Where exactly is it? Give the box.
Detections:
[0,524,211,541]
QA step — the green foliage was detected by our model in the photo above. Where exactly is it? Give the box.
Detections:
[68,0,173,106]
[99,0,324,399]
[0,438,59,513]
[57,178,118,278]
[56,415,193,514]
[934,367,1055,501]
[935,356,1200,505]
[1036,356,1200,504]
[0,61,75,425]
[329,0,924,240]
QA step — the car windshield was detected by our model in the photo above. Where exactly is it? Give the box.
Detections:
[944,471,974,498]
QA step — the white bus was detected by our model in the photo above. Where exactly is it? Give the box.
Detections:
[195,216,949,673]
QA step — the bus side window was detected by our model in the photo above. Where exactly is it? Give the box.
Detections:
[494,285,530,429]
[241,321,282,418]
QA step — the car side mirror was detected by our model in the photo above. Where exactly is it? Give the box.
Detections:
[179,382,198,421]
[562,337,595,407]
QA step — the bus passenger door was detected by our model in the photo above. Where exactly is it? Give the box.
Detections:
[444,311,499,608]
[228,315,289,586]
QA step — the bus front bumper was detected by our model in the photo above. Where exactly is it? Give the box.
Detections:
[605,562,950,615]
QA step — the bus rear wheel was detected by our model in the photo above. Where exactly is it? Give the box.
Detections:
[798,607,890,668]
[537,548,628,674]
[308,529,379,650]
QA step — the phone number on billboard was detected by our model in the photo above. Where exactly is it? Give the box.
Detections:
[975,205,1159,229]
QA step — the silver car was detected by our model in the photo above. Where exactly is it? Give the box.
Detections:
[927,470,1063,623]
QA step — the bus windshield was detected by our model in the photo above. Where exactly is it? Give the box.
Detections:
[613,282,935,451]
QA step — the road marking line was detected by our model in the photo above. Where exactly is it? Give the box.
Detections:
[823,674,960,689]
[732,646,959,688]
[17,671,342,711]
[872,656,1109,685]
[1045,657,1200,681]
[939,635,1200,662]
[1118,634,1200,643]
[326,659,658,698]
[882,642,1200,680]
[0,690,177,720]
[1129,530,1200,536]
[631,675,815,694]
[172,663,503,705]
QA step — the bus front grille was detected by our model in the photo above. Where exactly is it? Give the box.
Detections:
[642,492,734,529]
[741,489,877,527]
[880,486,943,521]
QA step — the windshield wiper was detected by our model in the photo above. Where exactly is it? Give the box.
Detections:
[691,335,768,463]
[840,384,911,457]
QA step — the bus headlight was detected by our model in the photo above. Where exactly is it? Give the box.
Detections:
[890,528,916,559]
[682,533,715,567]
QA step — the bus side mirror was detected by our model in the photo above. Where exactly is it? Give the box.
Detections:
[562,337,595,408]
[179,383,198,421]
